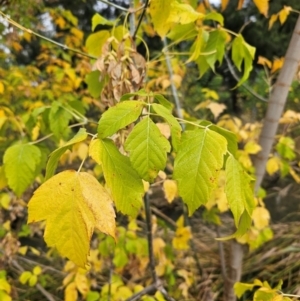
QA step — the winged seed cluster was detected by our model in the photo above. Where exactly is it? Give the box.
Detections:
[93,36,146,106]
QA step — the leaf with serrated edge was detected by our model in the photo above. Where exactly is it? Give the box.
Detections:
[98,101,144,139]
[225,155,255,227]
[45,128,88,180]
[151,103,182,151]
[125,117,171,182]
[173,128,227,214]
[28,170,115,268]
[4,144,41,196]
[100,139,144,216]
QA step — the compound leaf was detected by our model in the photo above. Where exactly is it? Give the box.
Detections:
[28,170,116,268]
[99,139,144,216]
[98,101,145,139]
[173,128,227,214]
[125,117,171,182]
[4,144,41,196]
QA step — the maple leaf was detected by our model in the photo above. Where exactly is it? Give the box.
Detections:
[28,170,116,267]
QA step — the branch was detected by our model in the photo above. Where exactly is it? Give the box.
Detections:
[0,11,97,60]
[133,0,149,40]
[224,53,268,102]
[11,260,57,301]
[162,38,185,127]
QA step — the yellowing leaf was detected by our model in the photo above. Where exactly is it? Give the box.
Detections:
[266,157,281,175]
[163,180,178,203]
[28,171,116,267]
[172,225,192,250]
[253,0,269,17]
[167,2,203,25]
[33,266,42,276]
[149,0,174,37]
[0,82,4,94]
[269,14,278,29]
[279,6,292,25]
[252,207,270,229]
[89,139,102,165]
[65,282,78,301]
[237,0,244,10]
[244,141,262,154]
[85,30,110,57]
[257,56,272,68]
[271,57,284,73]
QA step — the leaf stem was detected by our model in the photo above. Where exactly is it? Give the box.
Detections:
[0,11,97,60]
[29,122,87,145]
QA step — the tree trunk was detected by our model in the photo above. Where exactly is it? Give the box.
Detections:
[254,15,300,191]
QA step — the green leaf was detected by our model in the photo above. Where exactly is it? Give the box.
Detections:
[173,128,227,214]
[120,89,150,101]
[49,101,72,139]
[151,103,182,151]
[85,70,104,98]
[3,144,41,196]
[154,94,174,111]
[203,29,227,70]
[85,30,110,57]
[125,117,171,182]
[204,12,224,25]
[187,28,209,63]
[98,101,145,139]
[234,282,255,298]
[208,125,238,156]
[45,128,88,180]
[232,34,256,86]
[225,156,255,227]
[167,23,197,41]
[91,13,114,31]
[99,139,144,216]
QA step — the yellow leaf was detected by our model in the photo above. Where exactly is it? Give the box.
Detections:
[207,102,226,119]
[28,171,116,267]
[257,56,272,69]
[65,282,78,301]
[172,226,192,250]
[163,179,178,203]
[29,247,40,256]
[279,6,291,25]
[0,278,11,294]
[0,82,4,94]
[89,139,102,165]
[75,272,89,296]
[269,14,278,29]
[0,193,10,210]
[253,0,269,17]
[252,207,270,229]
[221,0,229,11]
[33,266,42,276]
[244,141,262,154]
[167,2,203,25]
[29,274,38,287]
[23,31,32,42]
[149,0,174,37]
[271,57,284,73]
[19,271,32,284]
[142,180,150,192]
[18,246,28,255]
[266,157,280,175]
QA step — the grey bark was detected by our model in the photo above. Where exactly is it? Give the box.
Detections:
[254,15,300,192]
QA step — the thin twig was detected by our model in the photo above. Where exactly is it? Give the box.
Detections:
[224,53,268,102]
[12,260,56,301]
[99,0,129,12]
[216,226,228,280]
[144,192,158,283]
[0,11,97,60]
[150,206,177,228]
[133,0,149,40]
[162,38,185,127]
[125,283,157,301]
